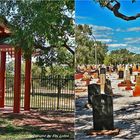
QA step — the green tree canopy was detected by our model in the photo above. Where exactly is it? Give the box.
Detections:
[0,0,74,57]
[104,48,137,65]
[0,0,74,74]
[75,24,108,65]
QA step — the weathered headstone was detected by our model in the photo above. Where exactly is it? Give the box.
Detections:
[106,79,111,86]
[106,66,109,72]
[124,69,130,81]
[129,67,133,75]
[100,68,106,74]
[100,74,106,94]
[88,84,100,105]
[92,94,114,130]
[136,64,138,70]
[133,76,140,96]
[105,79,113,95]
[118,70,124,79]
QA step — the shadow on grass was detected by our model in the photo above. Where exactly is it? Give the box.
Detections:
[0,111,74,139]
[0,124,74,139]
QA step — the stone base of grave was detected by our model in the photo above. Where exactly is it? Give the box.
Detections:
[118,81,134,87]
[87,128,120,136]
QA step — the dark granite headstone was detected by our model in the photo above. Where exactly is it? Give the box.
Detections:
[88,84,100,105]
[106,67,109,72]
[118,71,124,79]
[88,79,113,104]
[136,65,138,70]
[106,79,111,86]
[105,79,113,95]
[92,94,114,130]
[129,67,133,75]
[100,68,106,74]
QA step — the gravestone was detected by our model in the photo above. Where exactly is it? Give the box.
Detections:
[100,68,106,74]
[105,79,113,95]
[124,68,130,81]
[106,79,111,86]
[92,94,114,130]
[106,66,109,72]
[136,64,138,70]
[118,71,124,79]
[100,74,106,94]
[136,76,140,85]
[88,84,100,105]
[88,79,113,104]
[129,67,133,75]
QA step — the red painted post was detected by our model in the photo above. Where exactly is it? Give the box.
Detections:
[13,49,21,113]
[0,51,6,108]
[24,57,31,111]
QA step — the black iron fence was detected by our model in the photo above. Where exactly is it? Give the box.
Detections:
[5,75,74,112]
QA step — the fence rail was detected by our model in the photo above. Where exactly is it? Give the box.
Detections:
[5,75,74,112]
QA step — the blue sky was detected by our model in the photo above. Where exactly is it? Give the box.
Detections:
[75,0,140,54]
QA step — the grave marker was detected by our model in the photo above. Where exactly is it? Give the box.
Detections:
[92,94,114,130]
[118,70,124,79]
[100,74,106,94]
[100,68,106,74]
[88,84,100,105]
[133,76,140,96]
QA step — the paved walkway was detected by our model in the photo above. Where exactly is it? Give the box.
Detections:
[75,73,140,140]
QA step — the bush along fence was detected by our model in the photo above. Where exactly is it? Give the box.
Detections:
[5,75,74,112]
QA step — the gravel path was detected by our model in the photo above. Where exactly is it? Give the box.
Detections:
[75,73,140,140]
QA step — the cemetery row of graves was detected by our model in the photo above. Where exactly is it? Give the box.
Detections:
[75,63,140,138]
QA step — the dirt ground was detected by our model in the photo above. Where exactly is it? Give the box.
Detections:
[75,72,140,140]
[0,109,74,140]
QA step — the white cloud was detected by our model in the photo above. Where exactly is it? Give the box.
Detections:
[127,47,140,53]
[124,37,140,44]
[94,34,109,38]
[115,27,140,32]
[91,25,113,32]
[127,27,140,32]
[97,39,112,43]
[108,43,127,48]
[115,28,125,32]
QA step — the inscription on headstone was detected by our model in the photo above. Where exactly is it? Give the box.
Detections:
[92,94,114,130]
